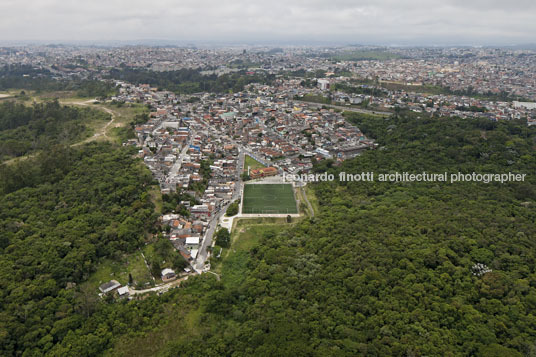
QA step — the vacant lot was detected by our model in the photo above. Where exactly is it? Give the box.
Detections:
[242,183,297,214]
[244,154,266,172]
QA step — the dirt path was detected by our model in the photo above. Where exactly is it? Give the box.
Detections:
[65,100,117,146]
[128,276,189,296]
[301,186,315,217]
[3,100,119,166]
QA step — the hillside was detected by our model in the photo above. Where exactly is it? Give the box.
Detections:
[1,110,535,356]
[0,143,156,355]
[0,100,110,162]
[101,112,535,356]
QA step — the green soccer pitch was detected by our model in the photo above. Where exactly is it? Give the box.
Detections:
[242,184,298,214]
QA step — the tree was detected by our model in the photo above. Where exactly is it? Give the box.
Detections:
[215,228,231,248]
[150,260,161,278]
[172,254,188,271]
[75,284,99,318]
[155,236,173,260]
[226,201,239,216]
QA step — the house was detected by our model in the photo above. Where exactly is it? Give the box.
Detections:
[117,286,129,298]
[99,280,121,294]
[161,268,177,282]
[185,236,200,250]
[191,204,210,219]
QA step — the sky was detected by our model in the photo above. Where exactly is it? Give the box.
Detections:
[0,0,535,45]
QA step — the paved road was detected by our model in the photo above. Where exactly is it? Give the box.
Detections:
[237,149,245,174]
[193,180,243,273]
[193,148,244,272]
[169,139,192,176]
[194,204,230,272]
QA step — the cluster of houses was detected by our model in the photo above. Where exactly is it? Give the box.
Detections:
[118,80,376,182]
[98,280,129,299]
[98,268,179,300]
[307,78,536,122]
[110,80,376,267]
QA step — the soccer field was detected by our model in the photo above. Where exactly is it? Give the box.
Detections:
[242,184,298,214]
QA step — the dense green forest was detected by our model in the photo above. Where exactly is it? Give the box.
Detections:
[0,100,109,161]
[0,65,118,97]
[0,143,157,355]
[107,68,275,94]
[1,109,535,356]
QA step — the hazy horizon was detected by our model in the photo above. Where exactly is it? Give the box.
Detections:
[1,0,535,46]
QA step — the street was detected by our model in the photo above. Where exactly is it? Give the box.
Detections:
[193,149,245,272]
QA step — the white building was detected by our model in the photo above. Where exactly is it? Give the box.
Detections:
[185,237,200,250]
[317,79,330,91]
[514,101,536,110]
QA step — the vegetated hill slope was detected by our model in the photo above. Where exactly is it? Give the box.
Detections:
[5,111,534,356]
[109,112,536,356]
[0,143,156,356]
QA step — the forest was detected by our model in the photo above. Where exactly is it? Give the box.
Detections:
[107,68,276,94]
[0,142,157,355]
[332,82,389,97]
[0,100,109,162]
[1,109,535,356]
[0,65,118,98]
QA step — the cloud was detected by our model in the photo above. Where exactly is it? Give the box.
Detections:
[0,0,534,44]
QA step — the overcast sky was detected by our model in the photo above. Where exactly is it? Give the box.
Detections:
[1,0,535,45]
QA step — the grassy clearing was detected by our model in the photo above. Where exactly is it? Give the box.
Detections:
[106,294,200,357]
[37,92,84,102]
[103,103,148,125]
[141,244,164,285]
[301,94,331,104]
[305,185,320,214]
[379,81,448,95]
[244,154,266,173]
[85,251,153,292]
[104,103,149,144]
[342,111,389,120]
[53,95,149,145]
[218,218,289,288]
[148,185,163,215]
[296,186,311,216]
[242,183,298,214]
